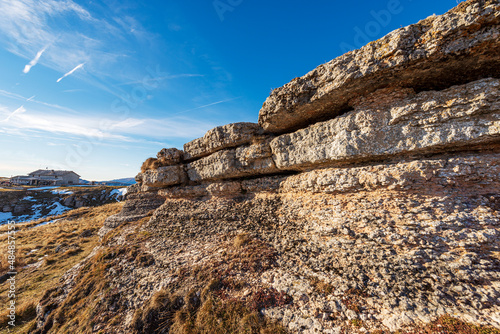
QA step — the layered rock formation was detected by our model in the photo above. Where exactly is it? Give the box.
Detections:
[34,0,500,333]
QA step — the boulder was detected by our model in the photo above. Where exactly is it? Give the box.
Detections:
[187,139,278,182]
[157,148,184,166]
[142,165,187,188]
[258,0,500,133]
[270,78,500,170]
[184,122,265,160]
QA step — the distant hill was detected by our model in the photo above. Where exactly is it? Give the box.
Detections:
[80,178,135,186]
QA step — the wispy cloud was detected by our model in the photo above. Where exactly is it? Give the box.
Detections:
[118,74,204,86]
[0,105,212,142]
[23,45,48,73]
[57,63,85,82]
[0,89,79,114]
[3,106,26,122]
[175,97,242,115]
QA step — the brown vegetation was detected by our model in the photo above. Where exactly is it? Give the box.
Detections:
[141,157,161,172]
[0,202,123,333]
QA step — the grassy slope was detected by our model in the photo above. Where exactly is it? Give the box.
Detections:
[0,202,123,333]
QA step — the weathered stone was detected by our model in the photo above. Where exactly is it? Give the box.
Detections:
[258,0,500,133]
[98,192,165,238]
[206,181,242,197]
[187,139,278,182]
[280,153,500,194]
[183,122,265,160]
[142,165,187,187]
[158,185,208,199]
[271,79,500,170]
[134,173,143,183]
[157,148,184,166]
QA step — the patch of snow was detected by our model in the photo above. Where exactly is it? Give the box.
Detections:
[51,189,74,195]
[22,196,36,201]
[32,218,61,228]
[110,188,128,198]
[47,202,71,216]
[28,186,59,191]
[0,212,14,225]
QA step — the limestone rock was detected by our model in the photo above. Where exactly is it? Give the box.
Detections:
[157,148,184,166]
[158,185,208,199]
[206,181,242,197]
[280,153,500,194]
[183,122,265,160]
[187,139,278,182]
[258,0,500,133]
[271,78,500,170]
[98,192,165,238]
[142,165,187,188]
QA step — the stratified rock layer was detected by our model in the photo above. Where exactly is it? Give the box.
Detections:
[183,122,264,160]
[141,165,187,187]
[258,0,500,133]
[187,138,278,182]
[271,78,500,170]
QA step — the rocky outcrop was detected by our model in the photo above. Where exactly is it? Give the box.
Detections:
[271,78,500,170]
[258,0,500,133]
[186,138,278,182]
[183,122,264,160]
[0,186,126,225]
[35,1,500,333]
[140,165,187,187]
[157,147,184,165]
[98,192,165,238]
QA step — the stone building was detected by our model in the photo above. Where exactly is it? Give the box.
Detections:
[11,170,80,186]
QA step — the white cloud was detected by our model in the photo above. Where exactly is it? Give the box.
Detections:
[0,89,79,114]
[3,105,26,121]
[23,45,48,73]
[0,105,212,143]
[0,0,141,85]
[57,63,85,82]
[175,97,242,115]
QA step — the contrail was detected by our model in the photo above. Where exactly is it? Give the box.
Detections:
[23,46,48,74]
[57,63,85,83]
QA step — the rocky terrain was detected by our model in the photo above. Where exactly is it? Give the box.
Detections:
[30,0,499,333]
[0,187,127,225]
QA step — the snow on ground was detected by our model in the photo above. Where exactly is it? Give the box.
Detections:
[47,202,71,216]
[51,189,74,195]
[110,188,128,199]
[0,212,14,224]
[28,186,59,191]
[33,218,62,228]
[0,202,71,225]
[22,196,37,201]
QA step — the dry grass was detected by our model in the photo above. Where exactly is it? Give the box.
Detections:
[309,276,335,295]
[403,315,500,334]
[141,157,161,172]
[0,202,123,333]
[131,285,289,334]
[233,233,252,248]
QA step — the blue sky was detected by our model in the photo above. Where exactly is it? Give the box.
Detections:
[0,0,456,181]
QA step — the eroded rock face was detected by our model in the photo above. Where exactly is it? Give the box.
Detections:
[258,0,500,133]
[98,192,165,238]
[141,165,187,187]
[157,148,184,166]
[271,78,500,170]
[187,139,278,182]
[183,122,265,160]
